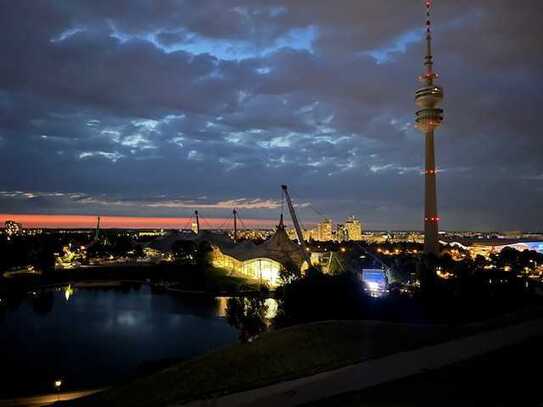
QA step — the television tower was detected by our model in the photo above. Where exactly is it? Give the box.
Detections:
[415,0,443,256]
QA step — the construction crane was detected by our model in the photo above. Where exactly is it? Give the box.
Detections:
[281,185,311,264]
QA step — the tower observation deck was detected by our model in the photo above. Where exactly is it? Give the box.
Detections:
[415,0,443,256]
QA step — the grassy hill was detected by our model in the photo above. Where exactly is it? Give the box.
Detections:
[67,320,451,407]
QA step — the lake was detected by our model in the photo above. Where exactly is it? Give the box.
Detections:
[0,283,240,398]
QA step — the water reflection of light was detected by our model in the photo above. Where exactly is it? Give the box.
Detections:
[117,311,139,327]
[3,286,240,394]
[215,296,278,320]
[216,296,230,317]
[64,285,74,301]
[264,298,278,319]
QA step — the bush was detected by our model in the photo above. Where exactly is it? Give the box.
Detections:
[275,271,365,327]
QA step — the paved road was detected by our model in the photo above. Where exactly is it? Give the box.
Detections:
[180,318,543,407]
[0,389,102,407]
[308,335,543,406]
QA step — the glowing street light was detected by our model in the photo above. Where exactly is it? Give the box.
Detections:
[54,379,62,401]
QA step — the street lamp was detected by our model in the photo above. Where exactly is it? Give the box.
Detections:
[54,379,62,401]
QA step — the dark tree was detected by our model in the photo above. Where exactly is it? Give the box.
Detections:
[279,260,302,284]
[275,270,364,327]
[225,297,268,343]
[171,240,198,264]
[195,241,212,270]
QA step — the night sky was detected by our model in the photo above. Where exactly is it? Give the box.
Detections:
[1,1,542,231]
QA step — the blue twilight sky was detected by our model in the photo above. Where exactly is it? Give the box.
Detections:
[0,0,542,231]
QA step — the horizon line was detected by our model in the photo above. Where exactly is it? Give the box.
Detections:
[1,213,539,234]
[0,213,284,229]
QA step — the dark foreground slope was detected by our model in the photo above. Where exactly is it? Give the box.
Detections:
[65,320,450,407]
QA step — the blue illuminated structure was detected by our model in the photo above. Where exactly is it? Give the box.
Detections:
[361,268,388,297]
[487,241,543,255]
[503,242,543,254]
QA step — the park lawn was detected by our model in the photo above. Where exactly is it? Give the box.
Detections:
[70,320,451,407]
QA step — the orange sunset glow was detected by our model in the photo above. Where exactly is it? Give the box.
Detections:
[0,214,279,229]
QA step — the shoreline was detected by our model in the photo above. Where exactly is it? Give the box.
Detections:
[0,263,266,298]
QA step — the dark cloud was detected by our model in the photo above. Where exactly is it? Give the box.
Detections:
[0,1,542,231]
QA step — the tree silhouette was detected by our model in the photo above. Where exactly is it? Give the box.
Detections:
[225,297,268,343]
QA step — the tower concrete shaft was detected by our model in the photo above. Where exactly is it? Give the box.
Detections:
[233,209,238,243]
[415,0,443,256]
[424,130,439,255]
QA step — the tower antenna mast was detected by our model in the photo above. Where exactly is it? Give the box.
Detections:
[415,0,444,256]
[233,209,238,243]
[424,0,435,79]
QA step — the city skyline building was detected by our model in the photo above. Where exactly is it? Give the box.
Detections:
[318,218,333,242]
[345,216,363,241]
[286,216,363,242]
[415,0,444,256]
[336,224,347,242]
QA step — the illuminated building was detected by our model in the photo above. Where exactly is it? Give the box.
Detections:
[308,228,320,242]
[4,220,22,237]
[144,231,195,262]
[55,244,87,269]
[145,218,309,286]
[211,217,309,286]
[137,230,167,237]
[344,216,362,241]
[436,267,455,280]
[361,269,388,297]
[286,227,298,241]
[236,229,274,240]
[336,224,347,242]
[297,227,319,242]
[502,231,522,239]
[318,218,333,242]
[3,265,40,278]
[444,239,543,258]
[415,0,444,256]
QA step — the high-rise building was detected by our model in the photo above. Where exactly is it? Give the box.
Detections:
[287,227,298,241]
[192,210,200,234]
[415,0,444,256]
[318,218,333,242]
[344,216,362,241]
[308,228,320,242]
[336,224,347,242]
[297,227,318,242]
